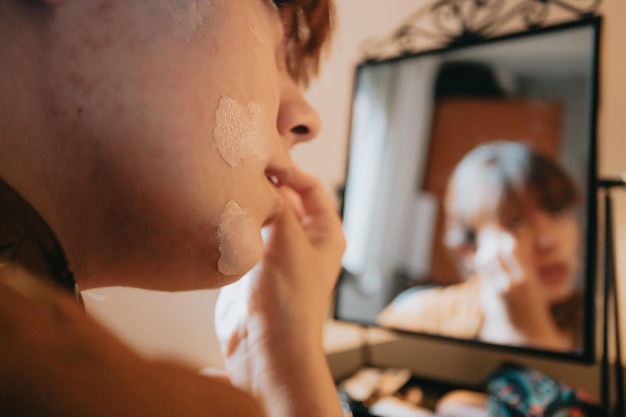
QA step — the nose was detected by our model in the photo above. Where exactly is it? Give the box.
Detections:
[276,77,321,147]
[532,212,556,252]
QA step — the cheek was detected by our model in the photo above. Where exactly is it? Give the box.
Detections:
[213,94,271,168]
[558,219,582,261]
[39,1,277,289]
[551,218,582,295]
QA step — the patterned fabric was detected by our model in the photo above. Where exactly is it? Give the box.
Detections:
[487,363,602,417]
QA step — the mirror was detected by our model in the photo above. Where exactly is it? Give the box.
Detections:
[335,19,599,360]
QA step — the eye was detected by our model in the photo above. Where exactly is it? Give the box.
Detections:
[548,209,565,219]
[267,0,292,15]
[497,202,526,232]
[502,215,525,232]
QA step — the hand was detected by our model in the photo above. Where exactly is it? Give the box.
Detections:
[214,167,345,417]
[474,226,566,349]
[474,225,545,307]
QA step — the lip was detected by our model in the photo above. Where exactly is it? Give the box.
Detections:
[537,262,570,286]
[265,166,292,188]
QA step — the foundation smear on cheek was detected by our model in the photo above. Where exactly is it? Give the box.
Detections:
[143,0,213,43]
[216,200,264,276]
[213,94,270,167]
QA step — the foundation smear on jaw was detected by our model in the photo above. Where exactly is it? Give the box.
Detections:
[216,200,263,276]
[213,94,270,167]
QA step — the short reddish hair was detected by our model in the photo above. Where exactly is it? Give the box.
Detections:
[277,0,335,87]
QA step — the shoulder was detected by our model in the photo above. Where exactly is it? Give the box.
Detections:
[376,285,449,330]
[0,271,264,417]
[376,278,482,338]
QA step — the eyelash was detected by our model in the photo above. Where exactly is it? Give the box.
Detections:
[272,0,291,8]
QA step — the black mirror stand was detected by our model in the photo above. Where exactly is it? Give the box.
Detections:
[599,176,626,417]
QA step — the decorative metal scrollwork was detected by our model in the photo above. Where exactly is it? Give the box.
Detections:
[361,0,601,61]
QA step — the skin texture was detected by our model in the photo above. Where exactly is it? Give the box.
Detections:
[0,1,345,417]
[213,94,271,168]
[0,0,320,291]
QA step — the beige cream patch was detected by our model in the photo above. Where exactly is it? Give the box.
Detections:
[173,0,213,42]
[213,94,270,167]
[139,0,213,43]
[216,200,263,276]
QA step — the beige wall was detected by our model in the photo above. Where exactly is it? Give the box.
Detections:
[599,1,626,347]
[84,0,626,395]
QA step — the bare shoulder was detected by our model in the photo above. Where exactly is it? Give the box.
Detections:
[0,268,263,417]
[376,279,482,335]
[376,286,444,330]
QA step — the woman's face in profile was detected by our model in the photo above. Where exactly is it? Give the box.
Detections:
[21,0,320,290]
[474,199,581,305]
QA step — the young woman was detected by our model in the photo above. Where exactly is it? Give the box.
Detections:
[378,141,583,351]
[0,1,345,416]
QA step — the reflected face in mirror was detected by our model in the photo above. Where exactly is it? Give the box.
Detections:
[473,206,581,306]
[446,142,583,307]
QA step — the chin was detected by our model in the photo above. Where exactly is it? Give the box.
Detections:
[84,255,247,292]
[167,264,250,291]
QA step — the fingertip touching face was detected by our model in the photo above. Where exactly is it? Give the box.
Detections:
[28,0,323,290]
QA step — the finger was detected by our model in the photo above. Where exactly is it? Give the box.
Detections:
[262,188,308,247]
[474,241,510,293]
[498,231,540,286]
[285,167,341,227]
[497,252,522,288]
[497,232,525,282]
[286,169,345,255]
[487,256,511,293]
[281,186,306,222]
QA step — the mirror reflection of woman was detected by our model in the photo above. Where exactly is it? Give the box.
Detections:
[378,141,584,351]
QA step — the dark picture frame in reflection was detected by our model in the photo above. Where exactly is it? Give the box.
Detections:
[335,17,601,362]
